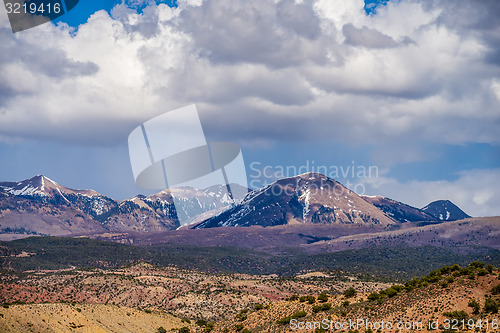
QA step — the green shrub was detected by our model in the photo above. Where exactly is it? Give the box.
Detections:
[477,268,488,276]
[204,322,214,332]
[234,324,244,331]
[367,293,380,301]
[491,283,500,295]
[342,301,350,307]
[288,295,299,301]
[443,310,468,321]
[196,319,207,327]
[277,316,291,325]
[178,328,190,333]
[485,264,494,274]
[312,303,332,313]
[318,292,329,302]
[254,304,264,310]
[343,288,357,298]
[384,287,398,298]
[484,298,499,314]
[291,310,307,319]
[468,299,480,314]
[470,261,484,269]
[157,327,167,333]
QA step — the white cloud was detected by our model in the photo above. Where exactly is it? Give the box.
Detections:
[361,168,500,217]
[0,0,499,149]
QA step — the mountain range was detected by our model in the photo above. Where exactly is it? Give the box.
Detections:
[0,173,470,240]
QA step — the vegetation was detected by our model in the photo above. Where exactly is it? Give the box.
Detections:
[484,298,499,314]
[492,283,500,295]
[443,310,468,321]
[343,288,357,298]
[317,292,329,302]
[2,237,500,279]
[468,299,480,314]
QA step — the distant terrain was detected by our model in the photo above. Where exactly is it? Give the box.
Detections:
[0,173,470,241]
[0,173,498,332]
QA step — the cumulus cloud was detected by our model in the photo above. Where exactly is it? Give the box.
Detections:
[342,23,399,48]
[0,0,499,148]
[360,168,500,217]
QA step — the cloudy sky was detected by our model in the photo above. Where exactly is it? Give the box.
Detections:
[0,0,499,216]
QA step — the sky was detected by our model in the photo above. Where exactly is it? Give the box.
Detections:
[0,0,499,217]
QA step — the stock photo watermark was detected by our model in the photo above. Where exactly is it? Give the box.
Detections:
[248,160,379,195]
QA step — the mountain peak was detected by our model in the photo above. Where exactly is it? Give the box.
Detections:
[422,200,470,221]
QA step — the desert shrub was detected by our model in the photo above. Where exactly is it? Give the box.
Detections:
[299,295,315,304]
[276,316,291,325]
[196,319,207,327]
[234,324,244,331]
[423,270,442,283]
[384,287,398,298]
[491,283,500,295]
[470,261,484,269]
[254,304,264,310]
[443,310,468,321]
[367,293,380,301]
[288,295,299,301]
[157,327,167,333]
[241,330,252,333]
[318,292,329,302]
[178,328,190,333]
[312,303,332,313]
[343,288,357,298]
[342,301,350,307]
[484,298,499,314]
[404,278,419,291]
[291,310,307,319]
[236,309,248,321]
[468,299,480,314]
[204,322,214,332]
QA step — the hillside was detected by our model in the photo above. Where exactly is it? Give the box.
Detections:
[212,263,500,332]
[0,262,498,332]
[0,303,185,333]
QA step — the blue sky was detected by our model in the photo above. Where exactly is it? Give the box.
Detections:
[1,0,499,216]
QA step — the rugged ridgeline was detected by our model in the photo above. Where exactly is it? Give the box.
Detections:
[361,195,438,223]
[0,175,246,239]
[193,173,445,229]
[0,173,471,239]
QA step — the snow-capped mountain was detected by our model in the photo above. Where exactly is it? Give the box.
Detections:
[422,200,471,221]
[0,175,248,239]
[0,174,473,239]
[361,195,438,223]
[194,173,397,229]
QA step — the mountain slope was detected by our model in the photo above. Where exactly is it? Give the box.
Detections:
[362,195,438,223]
[194,173,397,229]
[422,199,471,221]
[0,175,251,240]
